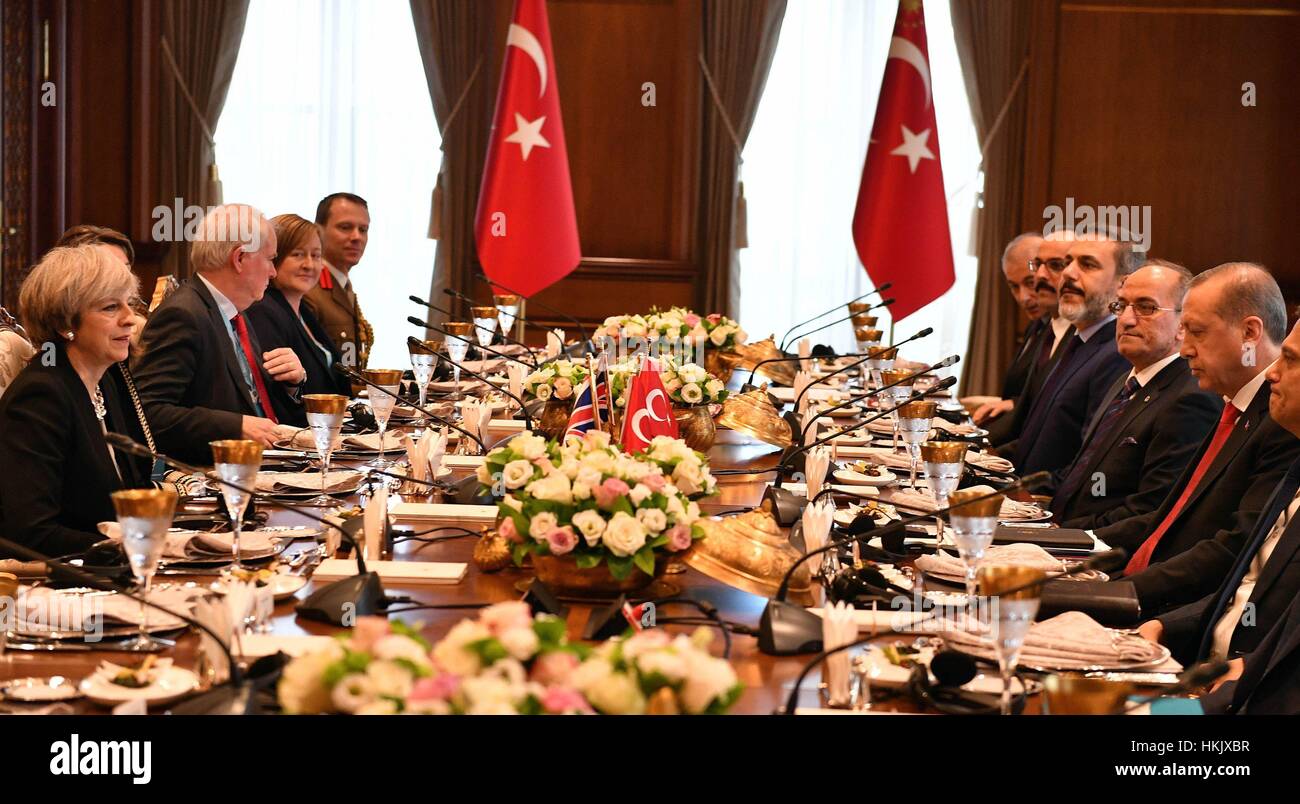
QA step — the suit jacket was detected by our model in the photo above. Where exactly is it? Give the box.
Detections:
[989,320,1069,447]
[1201,586,1300,715]
[1054,358,1221,529]
[1158,459,1300,665]
[1000,317,1047,401]
[133,279,301,465]
[246,287,351,402]
[0,353,153,557]
[305,274,372,370]
[1101,381,1300,613]
[1008,320,1129,477]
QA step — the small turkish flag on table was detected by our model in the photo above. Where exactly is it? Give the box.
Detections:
[620,358,679,453]
[475,0,582,298]
[851,0,955,321]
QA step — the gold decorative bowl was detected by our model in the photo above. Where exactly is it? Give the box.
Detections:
[673,404,717,452]
[685,506,815,605]
[704,348,743,383]
[715,387,792,448]
[533,553,666,597]
[731,337,798,387]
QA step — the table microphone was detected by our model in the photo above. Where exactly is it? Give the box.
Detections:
[412,294,539,367]
[406,314,536,371]
[797,355,959,444]
[789,326,933,413]
[472,270,592,344]
[105,433,384,627]
[335,357,495,449]
[776,284,892,353]
[399,336,533,431]
[781,297,896,353]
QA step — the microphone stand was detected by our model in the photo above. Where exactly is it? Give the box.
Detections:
[472,270,591,345]
[775,283,891,353]
[335,358,492,451]
[105,433,384,627]
[400,337,533,432]
[781,297,896,353]
[789,327,934,413]
[797,356,958,444]
[411,294,539,368]
[406,314,537,371]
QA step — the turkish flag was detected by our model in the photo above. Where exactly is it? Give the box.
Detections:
[619,358,679,453]
[851,0,954,321]
[475,0,581,298]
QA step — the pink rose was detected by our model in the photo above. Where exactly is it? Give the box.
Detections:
[666,523,693,552]
[641,473,667,493]
[553,377,573,399]
[595,477,631,508]
[499,516,523,544]
[546,525,577,556]
[541,686,593,715]
[350,616,392,652]
[706,313,722,324]
[409,673,459,701]
[481,600,534,633]
[530,650,580,686]
[684,313,701,328]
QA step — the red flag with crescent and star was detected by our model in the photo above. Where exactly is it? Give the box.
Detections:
[619,357,679,453]
[475,0,582,298]
[851,0,954,321]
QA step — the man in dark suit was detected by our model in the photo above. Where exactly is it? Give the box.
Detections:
[1050,260,1221,528]
[1200,592,1300,714]
[1099,263,1300,614]
[134,204,307,464]
[1005,232,1135,477]
[972,232,1045,427]
[305,192,373,370]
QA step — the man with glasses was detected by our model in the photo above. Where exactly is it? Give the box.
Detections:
[1049,260,1220,528]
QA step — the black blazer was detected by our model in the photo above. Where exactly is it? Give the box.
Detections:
[1201,588,1300,715]
[1000,317,1047,401]
[133,278,302,464]
[989,320,1069,447]
[245,287,351,400]
[1158,459,1300,665]
[1101,380,1300,613]
[1053,358,1221,529]
[0,353,153,558]
[1008,320,1129,477]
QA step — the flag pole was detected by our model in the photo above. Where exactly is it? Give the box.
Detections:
[587,354,601,431]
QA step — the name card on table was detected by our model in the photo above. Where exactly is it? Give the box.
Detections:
[442,455,487,470]
[312,559,467,584]
[390,502,497,529]
[485,419,525,435]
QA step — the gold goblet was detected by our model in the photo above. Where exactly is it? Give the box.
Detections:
[977,564,1046,715]
[211,440,263,568]
[303,393,349,506]
[111,487,179,650]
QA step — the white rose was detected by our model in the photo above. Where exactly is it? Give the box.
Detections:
[673,460,704,496]
[559,457,580,479]
[354,699,400,715]
[475,462,493,485]
[680,652,739,714]
[330,673,376,714]
[636,507,668,533]
[579,450,615,475]
[585,670,646,715]
[572,509,608,546]
[499,626,540,661]
[277,642,344,714]
[709,327,728,346]
[628,483,652,506]
[636,649,688,682]
[619,456,652,482]
[679,383,704,404]
[534,382,553,401]
[529,511,559,540]
[569,656,613,693]
[705,379,725,398]
[526,472,573,505]
[686,501,701,523]
[602,511,647,557]
[431,619,490,676]
[501,494,523,512]
[366,659,415,699]
[575,465,603,489]
[583,430,612,450]
[572,481,592,501]
[501,459,535,490]
[688,324,709,344]
[733,327,747,345]
[372,635,433,671]
[511,433,548,460]
[664,493,686,522]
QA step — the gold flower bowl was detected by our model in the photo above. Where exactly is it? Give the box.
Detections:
[715,387,792,448]
[685,506,815,606]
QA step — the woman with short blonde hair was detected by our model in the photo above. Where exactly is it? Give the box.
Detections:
[0,245,157,557]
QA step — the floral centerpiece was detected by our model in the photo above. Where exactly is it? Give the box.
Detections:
[276,605,742,715]
[474,431,715,593]
[606,356,728,409]
[521,359,592,439]
[700,312,748,350]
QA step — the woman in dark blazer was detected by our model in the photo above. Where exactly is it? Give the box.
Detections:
[246,214,352,408]
[0,245,155,558]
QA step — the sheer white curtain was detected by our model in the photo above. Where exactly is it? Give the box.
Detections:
[739,0,980,371]
[216,0,440,369]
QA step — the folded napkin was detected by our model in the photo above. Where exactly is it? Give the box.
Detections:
[916,542,1064,579]
[254,470,360,493]
[546,329,565,359]
[97,523,278,558]
[17,584,191,631]
[793,370,814,414]
[798,338,812,373]
[887,486,1043,521]
[940,611,1173,671]
[363,486,390,561]
[401,428,448,484]
[822,602,857,705]
[190,593,233,683]
[507,361,527,404]
[854,445,1013,475]
[804,446,831,502]
[290,429,404,452]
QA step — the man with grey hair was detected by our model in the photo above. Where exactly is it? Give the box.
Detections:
[135,204,307,464]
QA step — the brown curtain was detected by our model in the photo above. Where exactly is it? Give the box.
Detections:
[410,0,494,328]
[154,0,250,278]
[951,0,1033,396]
[697,0,787,318]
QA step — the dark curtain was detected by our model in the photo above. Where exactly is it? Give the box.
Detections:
[697,0,786,318]
[155,0,250,278]
[409,0,494,328]
[950,0,1034,396]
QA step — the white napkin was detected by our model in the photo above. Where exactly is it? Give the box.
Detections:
[96,523,277,558]
[798,338,812,373]
[190,593,233,684]
[222,580,255,654]
[940,611,1173,671]
[427,427,449,478]
[254,471,359,493]
[507,361,527,405]
[363,485,390,561]
[888,486,1042,520]
[793,370,814,414]
[821,602,857,706]
[917,542,1063,578]
[801,405,821,446]
[802,500,834,606]
[546,329,565,359]
[804,446,831,502]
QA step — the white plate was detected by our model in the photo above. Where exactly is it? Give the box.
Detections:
[80,666,200,708]
[833,467,897,487]
[1,676,83,702]
[210,572,307,601]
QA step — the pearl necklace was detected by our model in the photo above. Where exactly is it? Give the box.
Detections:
[92,387,107,420]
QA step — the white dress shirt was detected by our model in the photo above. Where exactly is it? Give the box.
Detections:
[1127,352,1181,388]
[1211,489,1300,659]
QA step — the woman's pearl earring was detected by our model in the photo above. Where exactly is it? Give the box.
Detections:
[65,332,75,341]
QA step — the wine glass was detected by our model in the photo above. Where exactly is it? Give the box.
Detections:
[921,440,968,545]
[947,488,1002,597]
[443,322,475,401]
[110,487,179,651]
[857,328,882,387]
[494,294,520,341]
[362,369,403,470]
[471,305,500,350]
[303,394,349,506]
[978,564,1046,715]
[408,339,440,438]
[896,400,936,488]
[880,368,915,452]
[210,440,263,570]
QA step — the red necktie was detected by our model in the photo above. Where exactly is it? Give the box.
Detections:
[231,313,278,424]
[1124,403,1240,574]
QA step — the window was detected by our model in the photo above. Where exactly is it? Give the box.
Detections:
[740,0,980,370]
[216,0,440,369]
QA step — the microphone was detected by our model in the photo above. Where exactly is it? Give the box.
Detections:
[412,294,539,368]
[789,326,934,413]
[781,297,896,353]
[775,284,892,353]
[105,433,385,627]
[471,271,591,344]
[797,355,958,444]
[407,313,537,371]
[400,337,533,431]
[334,358,495,449]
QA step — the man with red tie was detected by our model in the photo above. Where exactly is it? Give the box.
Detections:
[1096,263,1300,615]
[135,204,307,464]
